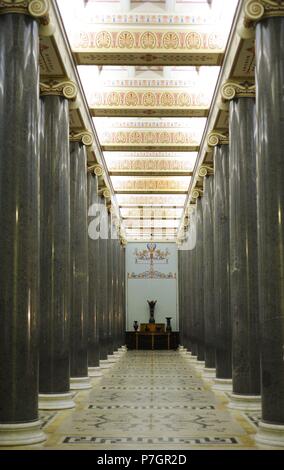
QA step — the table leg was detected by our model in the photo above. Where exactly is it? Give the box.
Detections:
[168,334,170,350]
[136,333,138,350]
[152,334,154,350]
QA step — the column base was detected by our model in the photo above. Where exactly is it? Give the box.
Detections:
[88,367,102,377]
[228,393,261,411]
[0,420,46,447]
[202,367,216,379]
[255,421,284,448]
[212,378,232,392]
[100,359,113,369]
[38,392,75,410]
[195,360,205,369]
[113,351,122,356]
[187,355,198,362]
[107,354,119,363]
[119,346,127,351]
[70,376,92,390]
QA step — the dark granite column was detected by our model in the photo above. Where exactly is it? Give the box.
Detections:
[87,172,101,377]
[0,11,45,446]
[70,140,91,390]
[121,244,127,347]
[254,16,284,446]
[202,175,216,377]
[98,196,110,364]
[195,197,205,366]
[107,212,114,356]
[213,143,232,391]
[39,93,75,409]
[227,94,261,411]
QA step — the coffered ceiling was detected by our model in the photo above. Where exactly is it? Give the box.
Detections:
[57,0,239,241]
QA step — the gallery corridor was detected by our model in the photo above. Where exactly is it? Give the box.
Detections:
[10,351,260,450]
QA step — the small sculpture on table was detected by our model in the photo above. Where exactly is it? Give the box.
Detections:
[147,300,157,324]
[133,320,139,331]
[165,317,172,332]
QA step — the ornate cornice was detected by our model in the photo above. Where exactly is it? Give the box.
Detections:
[69,130,94,147]
[0,0,49,23]
[40,80,77,100]
[244,0,284,26]
[207,131,229,148]
[198,165,214,178]
[221,81,256,101]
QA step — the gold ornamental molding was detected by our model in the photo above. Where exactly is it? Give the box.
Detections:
[40,80,77,100]
[244,0,284,26]
[69,130,94,147]
[221,81,256,101]
[207,131,229,149]
[73,30,225,66]
[0,0,49,23]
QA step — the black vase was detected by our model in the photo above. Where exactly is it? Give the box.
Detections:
[165,317,172,332]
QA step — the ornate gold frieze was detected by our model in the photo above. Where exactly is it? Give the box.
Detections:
[112,177,190,193]
[40,80,77,100]
[0,0,49,24]
[207,131,229,148]
[221,81,256,101]
[69,130,94,147]
[244,0,284,26]
[107,157,194,173]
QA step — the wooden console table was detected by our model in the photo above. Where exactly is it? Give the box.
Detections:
[125,331,179,350]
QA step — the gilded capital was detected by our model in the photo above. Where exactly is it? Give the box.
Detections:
[221,81,256,101]
[93,164,104,177]
[101,187,111,199]
[40,80,77,100]
[198,165,214,178]
[207,131,229,148]
[0,0,49,23]
[69,130,94,147]
[244,0,284,26]
[191,188,203,199]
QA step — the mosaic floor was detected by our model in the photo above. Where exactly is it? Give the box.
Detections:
[17,351,260,450]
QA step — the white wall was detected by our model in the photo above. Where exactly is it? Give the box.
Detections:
[126,242,178,331]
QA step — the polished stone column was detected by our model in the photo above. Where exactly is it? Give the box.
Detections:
[254,16,284,446]
[195,197,205,366]
[202,175,216,376]
[70,140,91,390]
[227,94,261,411]
[120,243,126,347]
[98,196,110,363]
[107,212,114,356]
[0,11,45,446]
[39,94,75,409]
[87,172,101,377]
[213,143,232,391]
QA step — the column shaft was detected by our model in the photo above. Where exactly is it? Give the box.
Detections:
[229,97,260,397]
[255,18,284,424]
[0,12,45,444]
[70,142,90,388]
[195,198,205,361]
[39,96,73,406]
[202,176,216,368]
[213,145,232,379]
[87,173,100,367]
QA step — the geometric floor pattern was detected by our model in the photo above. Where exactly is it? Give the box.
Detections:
[29,351,259,449]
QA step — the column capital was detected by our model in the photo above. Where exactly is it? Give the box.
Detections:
[87,163,104,176]
[40,80,77,100]
[244,0,284,27]
[0,0,49,22]
[221,81,256,101]
[99,187,111,200]
[207,130,229,148]
[198,165,214,178]
[69,130,94,147]
[191,188,204,200]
